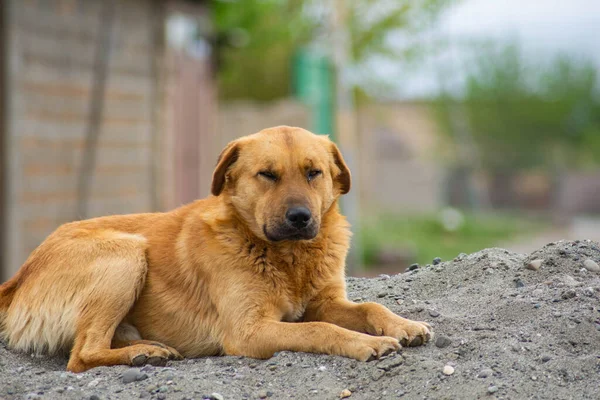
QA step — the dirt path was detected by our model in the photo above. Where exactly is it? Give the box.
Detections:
[1,240,599,399]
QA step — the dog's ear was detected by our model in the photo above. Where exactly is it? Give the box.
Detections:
[211,141,240,196]
[330,142,351,195]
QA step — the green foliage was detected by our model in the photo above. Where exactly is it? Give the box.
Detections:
[212,0,315,101]
[434,43,600,170]
[360,211,546,266]
[211,0,457,101]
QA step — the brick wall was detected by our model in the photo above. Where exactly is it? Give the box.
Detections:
[2,0,169,279]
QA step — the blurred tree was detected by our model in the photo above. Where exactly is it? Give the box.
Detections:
[211,0,456,101]
[434,43,600,172]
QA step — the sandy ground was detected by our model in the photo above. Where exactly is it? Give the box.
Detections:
[1,240,599,400]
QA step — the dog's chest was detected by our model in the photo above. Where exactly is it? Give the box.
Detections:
[264,256,325,323]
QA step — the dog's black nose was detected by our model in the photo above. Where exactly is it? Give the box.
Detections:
[286,207,312,229]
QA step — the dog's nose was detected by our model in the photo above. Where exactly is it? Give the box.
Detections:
[286,207,312,229]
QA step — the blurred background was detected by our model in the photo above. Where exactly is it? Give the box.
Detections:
[1,0,600,280]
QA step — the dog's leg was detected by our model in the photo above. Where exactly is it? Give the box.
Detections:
[223,320,400,361]
[304,287,431,347]
[111,322,182,359]
[68,291,182,372]
[64,233,180,372]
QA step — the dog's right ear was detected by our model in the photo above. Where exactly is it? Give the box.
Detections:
[211,141,240,196]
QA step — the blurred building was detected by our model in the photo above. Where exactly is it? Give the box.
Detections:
[0,0,215,280]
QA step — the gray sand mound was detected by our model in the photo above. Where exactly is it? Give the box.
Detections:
[1,240,599,399]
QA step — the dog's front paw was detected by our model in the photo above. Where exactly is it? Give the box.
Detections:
[388,319,432,347]
[348,336,400,362]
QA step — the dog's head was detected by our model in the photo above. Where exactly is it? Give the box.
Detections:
[211,126,351,242]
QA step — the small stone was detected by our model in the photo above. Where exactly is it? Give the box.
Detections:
[477,368,493,378]
[435,336,452,348]
[515,279,525,288]
[318,366,327,372]
[268,365,277,371]
[377,292,388,298]
[157,394,166,400]
[541,355,551,363]
[433,257,442,265]
[90,396,100,400]
[583,259,600,272]
[340,389,352,398]
[429,310,440,318]
[371,369,385,381]
[158,386,169,393]
[488,385,498,394]
[408,263,419,271]
[442,365,455,375]
[207,393,224,400]
[258,390,269,399]
[88,379,101,387]
[561,289,576,299]
[377,355,404,371]
[379,274,391,280]
[526,259,543,271]
[122,369,147,384]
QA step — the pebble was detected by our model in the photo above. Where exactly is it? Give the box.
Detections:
[207,393,224,400]
[526,259,543,271]
[477,368,493,378]
[377,292,388,298]
[515,279,525,288]
[157,394,166,400]
[442,365,455,375]
[408,263,419,271]
[340,388,352,398]
[488,385,499,394]
[433,257,442,265]
[122,369,148,384]
[435,336,452,348]
[583,259,600,272]
[377,355,404,371]
[371,369,385,381]
[541,355,552,363]
[257,390,270,399]
[87,378,101,387]
[429,310,441,318]
[561,289,577,299]
[90,395,100,400]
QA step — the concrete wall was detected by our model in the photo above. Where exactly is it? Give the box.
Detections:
[2,0,168,280]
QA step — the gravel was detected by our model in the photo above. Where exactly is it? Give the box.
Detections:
[1,240,599,399]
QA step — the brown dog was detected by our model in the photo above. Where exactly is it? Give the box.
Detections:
[0,126,431,372]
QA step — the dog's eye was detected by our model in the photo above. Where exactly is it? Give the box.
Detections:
[258,171,278,181]
[307,169,322,181]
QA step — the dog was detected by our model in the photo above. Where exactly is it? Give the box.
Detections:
[0,126,431,372]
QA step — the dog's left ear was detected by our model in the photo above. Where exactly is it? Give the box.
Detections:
[211,141,240,196]
[330,142,351,195]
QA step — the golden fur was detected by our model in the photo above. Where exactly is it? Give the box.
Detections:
[0,126,431,372]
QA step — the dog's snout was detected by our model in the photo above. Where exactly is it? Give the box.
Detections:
[286,207,312,229]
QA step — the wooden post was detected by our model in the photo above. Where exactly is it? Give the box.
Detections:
[330,0,362,273]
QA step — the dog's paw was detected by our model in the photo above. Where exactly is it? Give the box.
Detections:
[129,344,183,367]
[350,336,400,362]
[389,319,432,347]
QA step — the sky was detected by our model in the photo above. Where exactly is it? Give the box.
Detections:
[386,0,600,99]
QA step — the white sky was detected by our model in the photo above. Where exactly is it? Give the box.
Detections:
[387,0,600,99]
